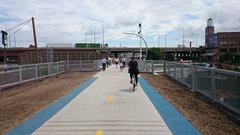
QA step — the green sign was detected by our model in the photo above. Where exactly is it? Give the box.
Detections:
[75,43,100,48]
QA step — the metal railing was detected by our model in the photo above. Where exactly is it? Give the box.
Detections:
[0,60,102,90]
[0,61,66,90]
[135,60,165,73]
[67,60,102,72]
[164,61,240,116]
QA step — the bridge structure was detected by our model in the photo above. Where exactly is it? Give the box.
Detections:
[6,65,201,135]
[0,47,205,64]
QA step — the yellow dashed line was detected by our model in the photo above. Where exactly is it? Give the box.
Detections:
[107,96,112,103]
[96,129,103,135]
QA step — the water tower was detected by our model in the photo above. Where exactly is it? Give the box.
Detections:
[207,18,213,27]
[205,18,215,48]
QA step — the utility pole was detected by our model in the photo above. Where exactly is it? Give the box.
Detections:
[165,32,167,48]
[93,28,96,43]
[32,17,39,63]
[8,31,11,48]
[183,27,185,47]
[85,33,87,43]
[102,24,105,48]
[158,33,160,48]
[14,33,16,47]
[138,23,142,60]
[190,41,192,60]
[91,27,93,43]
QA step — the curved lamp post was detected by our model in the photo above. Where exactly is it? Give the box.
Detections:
[123,32,148,59]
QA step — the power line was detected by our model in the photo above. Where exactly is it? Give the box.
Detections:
[7,19,31,32]
[8,20,31,47]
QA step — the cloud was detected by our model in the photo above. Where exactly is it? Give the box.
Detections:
[0,0,239,47]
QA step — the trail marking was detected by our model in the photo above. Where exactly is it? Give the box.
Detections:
[107,96,112,103]
[96,129,103,135]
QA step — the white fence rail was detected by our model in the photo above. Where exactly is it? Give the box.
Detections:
[0,61,66,90]
[0,60,102,90]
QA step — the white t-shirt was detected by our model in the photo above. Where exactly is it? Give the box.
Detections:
[102,58,106,64]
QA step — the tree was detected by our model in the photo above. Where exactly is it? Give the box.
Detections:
[147,48,164,60]
[219,53,240,65]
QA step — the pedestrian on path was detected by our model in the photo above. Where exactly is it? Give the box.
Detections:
[115,57,119,68]
[102,58,107,71]
[120,59,123,72]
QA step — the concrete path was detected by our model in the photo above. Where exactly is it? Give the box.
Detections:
[32,66,172,135]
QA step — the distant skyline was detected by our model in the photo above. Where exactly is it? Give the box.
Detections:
[0,0,240,48]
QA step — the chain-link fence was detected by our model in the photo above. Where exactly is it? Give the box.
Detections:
[135,60,165,73]
[0,61,66,90]
[0,60,102,90]
[164,61,240,117]
[165,62,193,89]
[67,60,101,72]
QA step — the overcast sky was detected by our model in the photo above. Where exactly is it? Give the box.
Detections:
[0,0,240,48]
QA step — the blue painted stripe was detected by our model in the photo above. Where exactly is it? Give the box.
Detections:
[139,77,202,135]
[6,77,97,135]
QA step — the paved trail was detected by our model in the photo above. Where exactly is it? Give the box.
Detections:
[32,66,172,135]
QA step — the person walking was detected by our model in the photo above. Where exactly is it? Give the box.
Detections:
[115,57,119,68]
[102,58,107,71]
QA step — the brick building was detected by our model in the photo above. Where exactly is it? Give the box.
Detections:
[204,18,240,62]
[216,32,240,54]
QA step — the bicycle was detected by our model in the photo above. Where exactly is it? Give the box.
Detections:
[131,75,137,92]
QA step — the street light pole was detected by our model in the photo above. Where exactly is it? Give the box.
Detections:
[165,32,167,48]
[123,32,148,59]
[139,23,142,60]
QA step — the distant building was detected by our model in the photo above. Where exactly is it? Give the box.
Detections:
[46,43,73,48]
[177,45,186,48]
[204,18,240,62]
[205,18,218,48]
[205,18,240,53]
[216,32,240,54]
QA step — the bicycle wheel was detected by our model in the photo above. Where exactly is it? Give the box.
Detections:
[132,77,136,92]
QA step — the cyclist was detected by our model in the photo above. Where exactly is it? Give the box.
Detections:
[128,57,139,85]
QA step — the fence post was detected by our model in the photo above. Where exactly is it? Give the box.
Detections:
[167,62,169,75]
[35,64,38,78]
[48,63,50,75]
[192,66,195,91]
[79,60,82,71]
[211,68,217,100]
[64,61,67,72]
[151,61,154,73]
[66,60,69,71]
[174,63,176,79]
[19,66,22,83]
[95,60,98,71]
[56,62,59,73]
[163,61,166,73]
[181,64,184,82]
